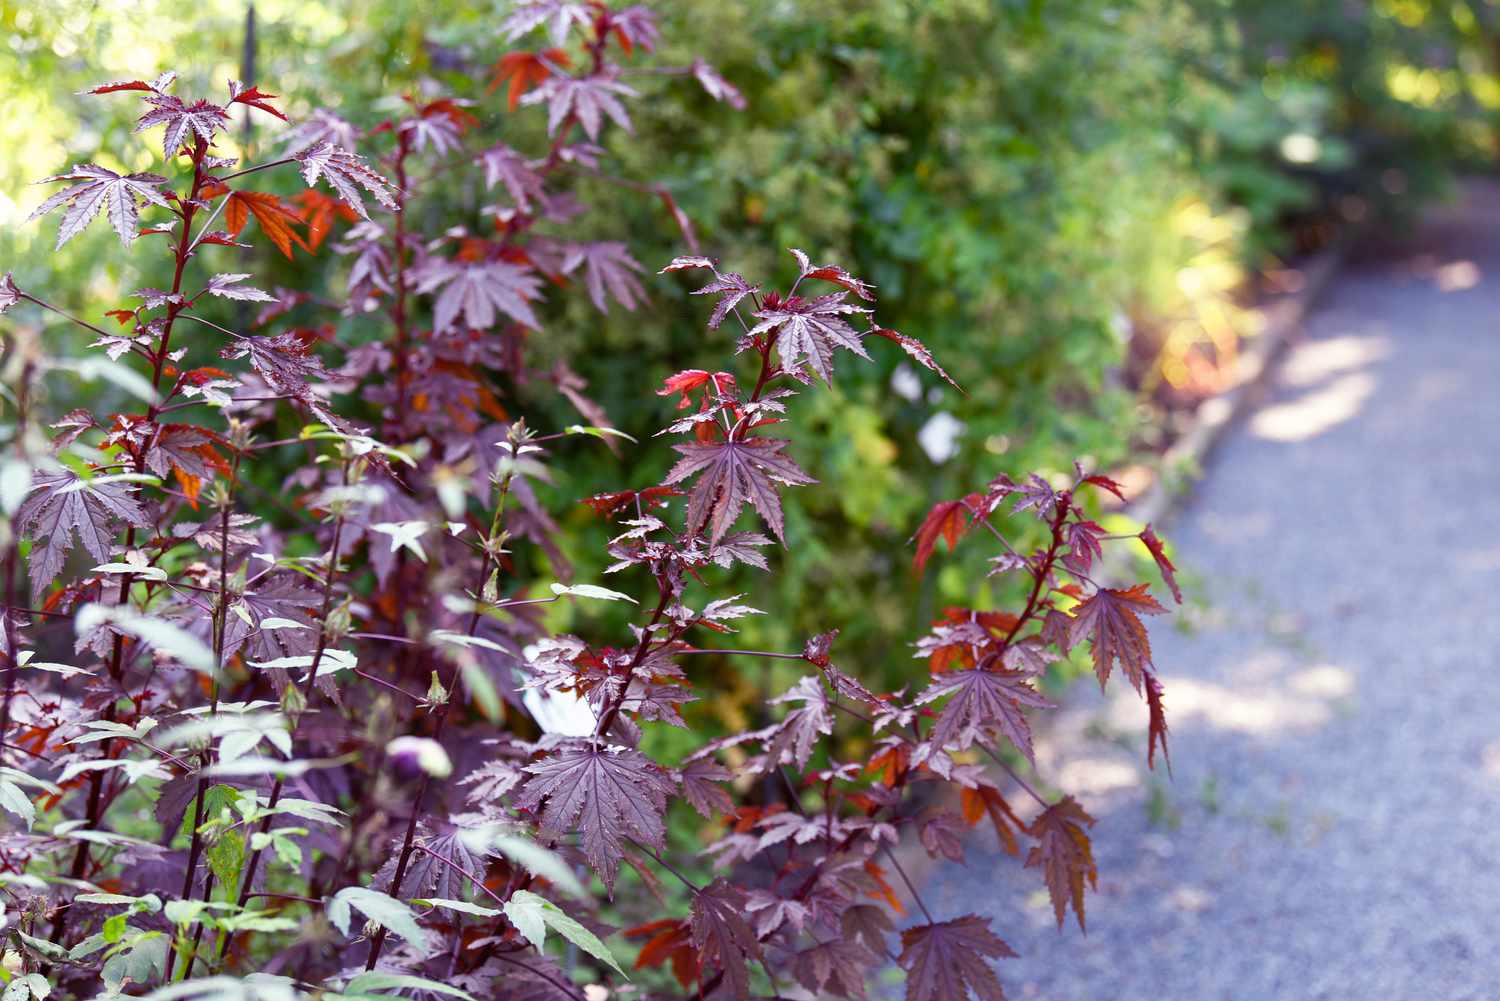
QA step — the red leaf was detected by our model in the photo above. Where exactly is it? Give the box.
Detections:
[1025,796,1096,931]
[898,915,1016,1001]
[227,80,288,121]
[1140,523,1182,604]
[625,918,699,990]
[1145,669,1171,773]
[748,290,872,384]
[657,369,712,409]
[486,49,570,111]
[1067,583,1167,692]
[912,496,979,572]
[960,784,1024,856]
[871,326,961,391]
[222,189,310,260]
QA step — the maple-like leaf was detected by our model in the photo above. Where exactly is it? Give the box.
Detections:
[226,79,287,120]
[678,759,733,818]
[626,919,699,990]
[663,438,816,543]
[1025,796,1096,931]
[17,471,150,601]
[690,58,747,110]
[690,880,761,1001]
[749,292,872,383]
[502,0,592,45]
[28,165,171,249]
[399,99,477,156]
[1062,518,1105,574]
[220,188,310,260]
[1068,583,1167,692]
[912,496,978,572]
[1140,523,1182,604]
[135,94,229,158]
[221,330,331,403]
[562,242,646,312]
[477,144,546,211]
[292,142,397,220]
[487,49,569,111]
[415,258,544,332]
[913,665,1054,763]
[692,271,759,330]
[763,675,833,770]
[293,189,358,250]
[374,830,482,901]
[0,273,20,315]
[522,73,637,140]
[610,5,660,54]
[143,423,228,504]
[898,915,1015,1001]
[223,575,321,662]
[203,273,275,302]
[516,742,675,892]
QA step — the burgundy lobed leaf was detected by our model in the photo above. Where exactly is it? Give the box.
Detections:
[1145,669,1171,773]
[662,437,816,543]
[692,270,759,330]
[1067,583,1167,692]
[203,273,275,302]
[871,326,961,390]
[17,470,150,601]
[912,664,1054,764]
[690,58,747,110]
[0,273,20,314]
[415,257,544,332]
[561,241,646,312]
[898,915,1016,1001]
[501,0,592,46]
[522,73,637,141]
[690,879,761,1001]
[1025,796,1097,931]
[227,80,288,120]
[476,143,546,212]
[749,291,872,384]
[516,741,675,893]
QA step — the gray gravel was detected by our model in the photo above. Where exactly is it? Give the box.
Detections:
[924,187,1500,1001]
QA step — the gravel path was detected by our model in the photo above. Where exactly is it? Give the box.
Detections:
[924,186,1500,1000]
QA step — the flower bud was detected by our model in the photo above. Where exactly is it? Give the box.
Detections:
[386,736,452,780]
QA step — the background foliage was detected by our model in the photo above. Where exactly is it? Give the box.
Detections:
[1,0,1492,698]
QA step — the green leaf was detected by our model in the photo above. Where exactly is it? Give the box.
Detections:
[343,972,476,1001]
[502,890,625,978]
[76,604,216,674]
[458,828,586,899]
[412,898,500,918]
[549,582,637,603]
[327,887,431,953]
[206,830,245,890]
[563,424,638,443]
